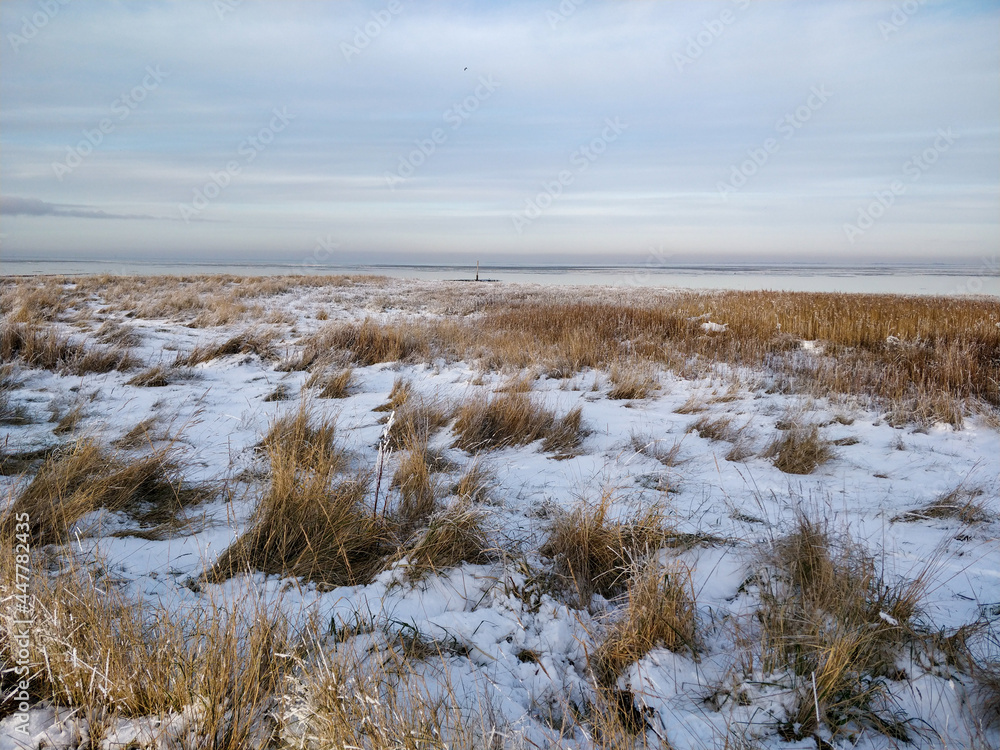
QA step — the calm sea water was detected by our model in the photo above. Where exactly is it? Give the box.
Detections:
[2,259,996,297]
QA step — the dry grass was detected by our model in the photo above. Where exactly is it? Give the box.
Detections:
[392,439,440,529]
[452,393,585,454]
[6,276,997,426]
[592,561,698,687]
[630,433,684,467]
[1,321,138,374]
[452,460,492,503]
[686,415,743,443]
[126,364,172,387]
[748,516,927,741]
[542,494,707,605]
[892,485,989,524]
[290,636,478,749]
[259,401,343,474]
[383,391,452,451]
[299,318,434,367]
[764,425,834,474]
[0,390,31,426]
[179,328,276,365]
[306,366,354,399]
[394,499,492,581]
[114,416,161,450]
[973,643,1000,730]
[0,551,289,746]
[374,376,413,412]
[51,402,86,435]
[211,404,387,586]
[607,362,660,400]
[0,439,212,546]
[95,319,143,347]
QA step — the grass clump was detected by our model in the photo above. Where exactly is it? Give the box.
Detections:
[451,459,492,503]
[752,516,927,741]
[452,393,586,454]
[892,485,989,525]
[307,367,355,399]
[686,415,742,443]
[179,328,276,365]
[126,364,172,387]
[0,439,211,546]
[374,380,452,450]
[1,321,138,374]
[592,561,698,687]
[0,553,289,745]
[392,439,440,529]
[764,425,833,474]
[541,494,700,605]
[630,433,684,467]
[212,404,387,586]
[607,362,659,400]
[394,500,492,581]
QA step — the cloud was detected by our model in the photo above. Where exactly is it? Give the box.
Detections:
[0,195,216,223]
[0,0,997,261]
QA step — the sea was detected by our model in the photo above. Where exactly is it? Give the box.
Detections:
[1,259,996,297]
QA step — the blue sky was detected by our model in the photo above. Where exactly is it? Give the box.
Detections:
[1,0,997,266]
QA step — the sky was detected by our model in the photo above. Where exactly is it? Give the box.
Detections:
[0,0,998,267]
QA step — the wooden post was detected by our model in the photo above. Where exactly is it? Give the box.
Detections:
[476,261,480,282]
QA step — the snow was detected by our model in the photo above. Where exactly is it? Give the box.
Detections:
[1,278,998,749]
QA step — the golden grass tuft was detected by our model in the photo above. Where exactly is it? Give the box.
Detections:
[392,439,440,528]
[394,499,492,580]
[126,364,172,387]
[630,433,684,467]
[541,494,703,605]
[452,393,585,454]
[1,321,138,374]
[592,561,698,687]
[892,485,989,525]
[0,439,212,546]
[764,425,834,474]
[0,552,289,745]
[303,318,431,367]
[95,319,143,347]
[373,376,413,412]
[306,366,355,399]
[686,415,743,443]
[291,637,477,749]
[179,328,276,365]
[452,459,492,503]
[607,362,660,400]
[383,390,452,451]
[753,516,927,740]
[212,404,387,586]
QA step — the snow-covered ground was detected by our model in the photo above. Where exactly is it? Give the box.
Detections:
[1,278,998,749]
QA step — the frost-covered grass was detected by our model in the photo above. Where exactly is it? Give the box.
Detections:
[1,274,998,749]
